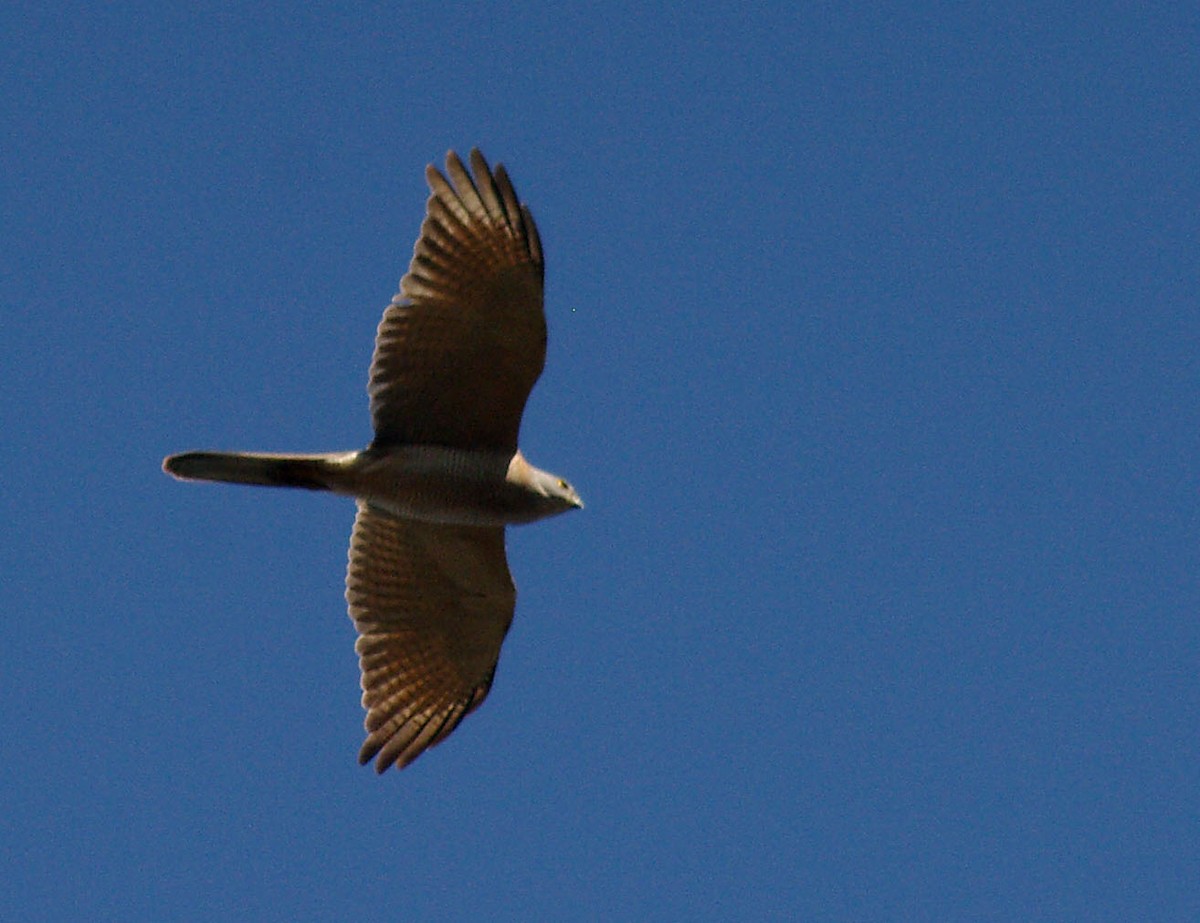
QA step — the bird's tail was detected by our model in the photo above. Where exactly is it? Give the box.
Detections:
[162,450,355,491]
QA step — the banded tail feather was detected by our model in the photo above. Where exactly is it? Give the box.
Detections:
[162,451,351,491]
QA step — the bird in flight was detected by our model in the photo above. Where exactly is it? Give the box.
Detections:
[164,150,582,772]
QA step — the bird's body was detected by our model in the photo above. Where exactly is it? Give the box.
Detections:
[165,446,572,526]
[164,150,581,772]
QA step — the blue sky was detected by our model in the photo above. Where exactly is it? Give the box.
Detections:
[3,3,1198,919]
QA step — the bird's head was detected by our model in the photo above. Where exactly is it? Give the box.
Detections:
[509,452,584,518]
[540,471,584,513]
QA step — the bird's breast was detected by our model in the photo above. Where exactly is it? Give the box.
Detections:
[335,445,543,526]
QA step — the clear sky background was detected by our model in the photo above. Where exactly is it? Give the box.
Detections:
[3,4,1198,920]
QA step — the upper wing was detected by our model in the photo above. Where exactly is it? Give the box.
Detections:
[345,501,516,772]
[368,149,546,451]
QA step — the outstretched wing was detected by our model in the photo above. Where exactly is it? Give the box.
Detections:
[345,502,516,772]
[368,149,546,451]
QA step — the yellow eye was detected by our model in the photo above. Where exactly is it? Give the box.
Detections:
[558,479,569,490]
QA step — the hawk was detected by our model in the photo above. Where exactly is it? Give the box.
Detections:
[164,150,582,772]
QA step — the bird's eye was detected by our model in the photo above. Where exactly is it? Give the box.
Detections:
[558,479,569,490]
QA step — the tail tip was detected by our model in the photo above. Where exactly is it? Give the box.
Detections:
[162,453,184,478]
